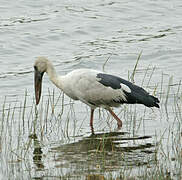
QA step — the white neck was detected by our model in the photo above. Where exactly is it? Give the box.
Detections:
[46,61,64,90]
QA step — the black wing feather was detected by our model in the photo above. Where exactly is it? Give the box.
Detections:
[97,73,160,108]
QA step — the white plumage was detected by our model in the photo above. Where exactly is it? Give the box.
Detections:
[62,69,127,108]
[34,57,159,134]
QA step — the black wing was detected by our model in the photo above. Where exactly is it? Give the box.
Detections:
[97,73,159,108]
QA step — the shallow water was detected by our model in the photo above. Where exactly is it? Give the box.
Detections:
[0,0,182,179]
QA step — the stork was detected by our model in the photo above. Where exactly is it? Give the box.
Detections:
[34,57,159,134]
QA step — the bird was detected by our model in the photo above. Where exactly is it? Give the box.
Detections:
[34,57,160,134]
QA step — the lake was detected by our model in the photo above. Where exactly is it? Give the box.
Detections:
[0,0,182,179]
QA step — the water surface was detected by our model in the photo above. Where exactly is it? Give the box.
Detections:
[0,0,182,179]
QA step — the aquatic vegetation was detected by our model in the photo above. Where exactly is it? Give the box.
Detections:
[0,57,182,179]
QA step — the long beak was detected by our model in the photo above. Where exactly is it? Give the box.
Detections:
[34,69,44,105]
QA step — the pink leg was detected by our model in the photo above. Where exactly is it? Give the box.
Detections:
[108,108,122,128]
[90,109,95,134]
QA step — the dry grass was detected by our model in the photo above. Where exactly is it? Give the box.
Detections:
[0,54,182,179]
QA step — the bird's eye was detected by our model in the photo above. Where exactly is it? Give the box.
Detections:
[34,66,37,70]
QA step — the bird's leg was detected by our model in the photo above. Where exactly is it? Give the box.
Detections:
[90,109,95,134]
[108,108,122,128]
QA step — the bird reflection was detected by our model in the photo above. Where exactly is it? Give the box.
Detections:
[51,131,153,157]
[29,134,44,170]
[48,132,156,179]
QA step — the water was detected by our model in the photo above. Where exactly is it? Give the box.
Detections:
[0,0,182,179]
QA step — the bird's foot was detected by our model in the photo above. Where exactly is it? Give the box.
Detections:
[90,126,95,135]
[117,121,122,129]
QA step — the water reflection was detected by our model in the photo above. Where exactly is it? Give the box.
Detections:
[51,132,155,175]
[29,134,44,170]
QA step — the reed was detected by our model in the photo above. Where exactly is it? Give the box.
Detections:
[0,56,182,179]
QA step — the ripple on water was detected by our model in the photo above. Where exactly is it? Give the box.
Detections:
[0,0,182,179]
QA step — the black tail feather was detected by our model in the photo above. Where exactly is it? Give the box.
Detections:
[149,95,160,108]
[120,90,160,108]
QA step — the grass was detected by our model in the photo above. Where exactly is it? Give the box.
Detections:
[0,55,182,179]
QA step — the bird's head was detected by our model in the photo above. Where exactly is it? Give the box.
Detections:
[34,57,49,105]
